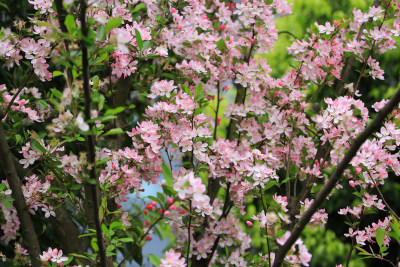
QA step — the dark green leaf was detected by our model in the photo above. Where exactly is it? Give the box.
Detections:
[31,139,46,154]
[70,184,82,190]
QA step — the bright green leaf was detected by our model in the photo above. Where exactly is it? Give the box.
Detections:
[105,106,126,116]
[53,71,63,78]
[148,254,161,266]
[161,163,173,186]
[104,128,125,136]
[64,15,77,34]
[135,29,143,50]
[376,227,385,247]
[105,18,123,33]
[133,3,146,13]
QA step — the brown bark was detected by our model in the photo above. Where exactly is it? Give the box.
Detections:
[12,155,85,256]
[0,120,41,266]
[79,0,109,265]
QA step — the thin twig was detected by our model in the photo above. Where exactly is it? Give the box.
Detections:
[259,188,272,267]
[273,84,400,267]
[186,201,192,263]
[1,71,33,120]
[213,81,221,140]
[367,170,400,221]
[278,30,299,40]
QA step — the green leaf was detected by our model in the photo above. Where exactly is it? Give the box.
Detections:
[53,70,63,78]
[161,163,173,186]
[147,196,161,207]
[162,184,177,196]
[78,233,96,238]
[105,17,123,33]
[30,139,46,154]
[50,186,63,191]
[91,238,99,251]
[102,224,108,236]
[104,106,126,116]
[38,100,48,108]
[149,254,161,266]
[99,95,105,111]
[50,88,63,99]
[104,128,125,136]
[97,25,105,40]
[195,83,204,100]
[98,115,118,122]
[376,227,385,247]
[118,237,134,242]
[0,2,10,12]
[110,222,122,230]
[2,199,12,209]
[135,29,143,50]
[265,0,273,4]
[70,184,82,190]
[64,15,77,34]
[142,40,152,50]
[216,38,225,51]
[92,75,99,88]
[264,181,277,191]
[180,84,192,96]
[390,215,400,241]
[133,3,146,13]
[0,184,6,191]
[130,243,143,265]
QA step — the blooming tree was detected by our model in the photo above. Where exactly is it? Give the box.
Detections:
[1,0,400,266]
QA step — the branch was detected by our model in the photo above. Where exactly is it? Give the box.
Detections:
[0,120,41,266]
[0,71,33,120]
[278,30,299,40]
[79,0,108,266]
[273,85,400,267]
[118,211,165,267]
[335,0,381,94]
[11,154,86,258]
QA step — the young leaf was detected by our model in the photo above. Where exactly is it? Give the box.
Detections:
[149,254,162,266]
[64,15,77,34]
[376,227,385,248]
[53,70,63,78]
[135,29,143,50]
[104,128,125,136]
[133,2,146,13]
[105,18,123,33]
[161,163,173,186]
[104,106,126,116]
